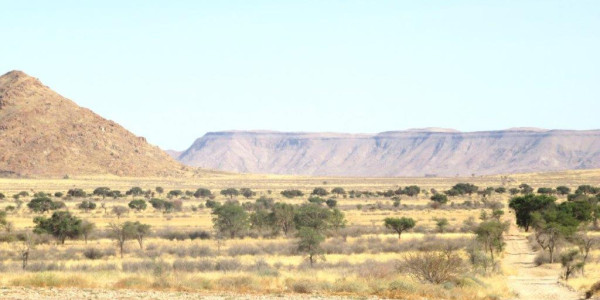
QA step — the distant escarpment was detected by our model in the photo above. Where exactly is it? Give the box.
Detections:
[174,129,600,177]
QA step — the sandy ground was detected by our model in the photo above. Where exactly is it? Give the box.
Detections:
[504,222,582,300]
[0,287,381,300]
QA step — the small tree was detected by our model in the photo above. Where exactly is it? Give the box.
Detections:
[474,220,508,264]
[126,187,144,197]
[240,188,256,199]
[329,208,346,234]
[430,193,448,205]
[109,223,129,258]
[311,187,329,196]
[33,211,83,244]
[128,199,147,212]
[572,231,598,275]
[67,188,87,197]
[296,227,325,267]
[212,202,249,239]
[81,220,95,244]
[27,197,54,213]
[294,203,332,231]
[556,186,571,195]
[384,217,416,240]
[112,206,129,219]
[331,187,346,196]
[167,190,183,199]
[270,202,296,236]
[155,186,164,195]
[508,194,556,232]
[531,209,579,263]
[123,221,151,249]
[325,198,337,208]
[220,188,239,199]
[281,189,304,198]
[435,218,449,233]
[18,232,34,269]
[93,187,111,199]
[78,200,97,213]
[560,249,583,280]
[193,188,212,199]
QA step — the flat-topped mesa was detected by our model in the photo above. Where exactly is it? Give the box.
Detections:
[176,129,600,177]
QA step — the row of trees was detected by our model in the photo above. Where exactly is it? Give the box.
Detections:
[509,191,599,279]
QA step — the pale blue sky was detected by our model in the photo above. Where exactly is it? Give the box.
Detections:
[1,1,599,150]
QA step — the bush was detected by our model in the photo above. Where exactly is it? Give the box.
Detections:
[83,248,104,260]
[587,280,600,299]
[388,280,416,292]
[403,251,463,284]
[534,252,551,266]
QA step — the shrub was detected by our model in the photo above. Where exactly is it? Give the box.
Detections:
[403,251,463,284]
[586,280,600,299]
[281,189,304,198]
[83,248,104,260]
[534,252,551,266]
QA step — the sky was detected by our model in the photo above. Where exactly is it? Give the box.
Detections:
[1,1,599,150]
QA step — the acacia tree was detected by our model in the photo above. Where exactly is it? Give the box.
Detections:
[81,220,95,244]
[220,188,239,199]
[269,202,295,236]
[384,217,416,240]
[430,193,448,205]
[531,209,579,263]
[128,199,147,212]
[193,188,212,199]
[571,231,598,275]
[78,200,97,213]
[123,221,151,249]
[112,206,129,219]
[331,187,346,196]
[240,188,255,199]
[93,187,111,199]
[109,223,128,258]
[311,187,329,196]
[27,197,54,213]
[212,202,249,238]
[508,194,556,232]
[296,227,325,267]
[33,211,83,244]
[474,220,508,264]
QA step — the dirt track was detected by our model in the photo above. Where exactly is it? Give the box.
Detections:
[504,223,581,300]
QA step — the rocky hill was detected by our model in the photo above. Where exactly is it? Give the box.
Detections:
[174,129,600,177]
[0,70,186,177]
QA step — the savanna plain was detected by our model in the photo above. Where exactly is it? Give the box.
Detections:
[1,170,599,299]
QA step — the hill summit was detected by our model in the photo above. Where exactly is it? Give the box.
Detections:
[0,70,185,177]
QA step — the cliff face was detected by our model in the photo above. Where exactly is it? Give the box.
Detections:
[175,129,600,176]
[0,70,187,177]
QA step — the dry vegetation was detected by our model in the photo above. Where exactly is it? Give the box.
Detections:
[0,169,599,299]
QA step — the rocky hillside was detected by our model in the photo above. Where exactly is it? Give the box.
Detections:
[0,70,186,177]
[175,129,600,177]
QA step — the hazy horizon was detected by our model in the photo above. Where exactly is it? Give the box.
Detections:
[2,1,599,150]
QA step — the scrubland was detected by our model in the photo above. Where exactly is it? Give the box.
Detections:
[0,169,598,299]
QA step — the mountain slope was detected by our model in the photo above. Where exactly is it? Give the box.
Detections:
[175,129,600,177]
[0,70,186,177]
